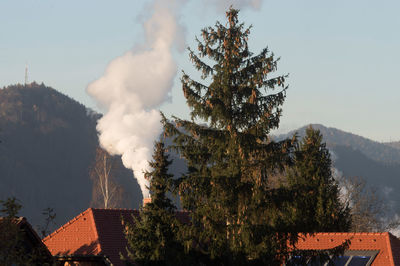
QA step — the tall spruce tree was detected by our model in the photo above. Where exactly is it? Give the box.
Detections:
[286,126,351,232]
[163,8,300,265]
[124,141,184,265]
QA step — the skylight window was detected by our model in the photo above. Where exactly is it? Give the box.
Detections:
[286,250,378,266]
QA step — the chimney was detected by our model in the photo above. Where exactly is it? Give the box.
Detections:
[143,197,151,206]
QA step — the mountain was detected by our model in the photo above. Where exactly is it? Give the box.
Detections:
[276,124,400,218]
[0,83,142,231]
[1,83,398,232]
[277,124,400,165]
[385,141,400,150]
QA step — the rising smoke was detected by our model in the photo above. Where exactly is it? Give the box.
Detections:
[87,0,185,198]
[87,0,263,199]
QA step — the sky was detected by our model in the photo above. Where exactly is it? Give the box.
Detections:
[1,0,399,142]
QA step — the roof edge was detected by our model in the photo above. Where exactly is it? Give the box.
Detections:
[88,208,102,254]
[4,216,53,258]
[385,232,396,266]
[42,208,93,242]
[90,208,141,255]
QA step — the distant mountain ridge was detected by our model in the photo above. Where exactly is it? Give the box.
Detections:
[277,124,400,165]
[0,83,142,231]
[385,141,400,150]
[276,124,400,221]
[1,83,398,232]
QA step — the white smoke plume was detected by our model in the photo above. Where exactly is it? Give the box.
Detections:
[87,0,185,198]
[205,0,263,12]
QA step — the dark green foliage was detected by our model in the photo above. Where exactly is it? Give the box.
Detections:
[124,141,184,265]
[0,197,54,265]
[163,8,301,264]
[278,124,400,226]
[0,198,26,265]
[286,126,351,232]
[0,197,22,217]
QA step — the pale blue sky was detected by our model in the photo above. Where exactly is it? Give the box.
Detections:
[1,0,399,141]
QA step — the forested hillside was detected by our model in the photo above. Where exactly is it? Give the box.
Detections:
[385,141,400,150]
[277,124,400,220]
[0,83,142,230]
[279,124,400,165]
[1,83,398,235]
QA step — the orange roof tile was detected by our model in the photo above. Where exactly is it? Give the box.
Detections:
[45,210,400,265]
[296,232,400,265]
[43,208,189,266]
[91,208,140,265]
[43,208,140,266]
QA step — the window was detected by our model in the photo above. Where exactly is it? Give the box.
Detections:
[287,250,378,266]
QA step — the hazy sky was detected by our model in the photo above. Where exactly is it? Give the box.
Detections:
[1,0,399,142]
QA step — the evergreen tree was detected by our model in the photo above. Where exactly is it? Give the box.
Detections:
[0,197,54,265]
[0,198,24,265]
[286,126,351,232]
[124,141,184,265]
[164,8,299,265]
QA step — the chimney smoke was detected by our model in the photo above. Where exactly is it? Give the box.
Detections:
[143,197,152,207]
[87,0,186,199]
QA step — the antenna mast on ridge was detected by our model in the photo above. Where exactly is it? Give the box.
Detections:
[25,64,28,85]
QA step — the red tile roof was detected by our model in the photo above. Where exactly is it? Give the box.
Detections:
[43,208,139,265]
[92,208,140,265]
[44,210,400,265]
[43,208,189,266]
[296,232,400,265]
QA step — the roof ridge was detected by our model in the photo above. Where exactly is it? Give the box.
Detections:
[90,208,139,254]
[315,232,388,235]
[387,232,400,239]
[88,208,102,254]
[384,232,396,266]
[91,208,139,212]
[42,208,93,242]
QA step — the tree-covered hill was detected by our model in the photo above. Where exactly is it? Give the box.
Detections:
[1,83,397,234]
[276,124,400,220]
[0,83,142,231]
[385,141,400,150]
[278,124,400,165]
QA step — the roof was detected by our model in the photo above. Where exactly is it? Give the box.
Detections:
[44,210,400,265]
[1,216,50,250]
[296,232,400,265]
[43,208,139,266]
[0,216,53,261]
[43,208,189,266]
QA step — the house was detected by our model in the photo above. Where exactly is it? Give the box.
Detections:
[294,232,400,265]
[0,216,53,264]
[43,208,137,266]
[44,208,400,265]
[43,208,189,266]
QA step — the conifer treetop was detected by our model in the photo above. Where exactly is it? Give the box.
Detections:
[144,140,175,212]
[181,7,287,137]
[161,8,299,264]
